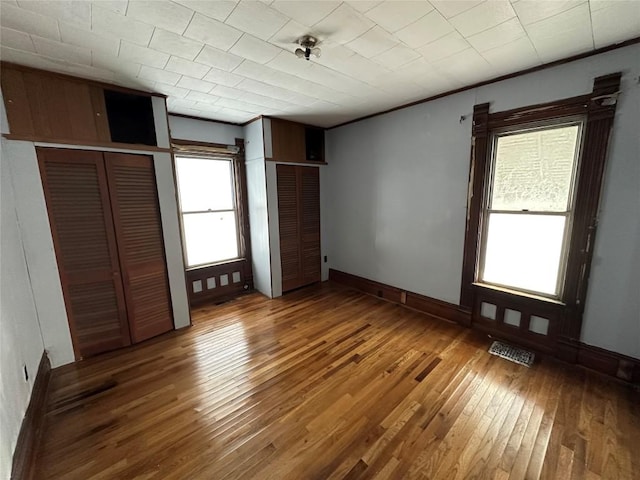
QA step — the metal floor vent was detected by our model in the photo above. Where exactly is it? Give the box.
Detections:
[488,340,535,367]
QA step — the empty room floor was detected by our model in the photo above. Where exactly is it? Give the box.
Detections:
[35,283,639,479]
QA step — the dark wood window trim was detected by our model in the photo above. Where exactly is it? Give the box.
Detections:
[460,73,621,350]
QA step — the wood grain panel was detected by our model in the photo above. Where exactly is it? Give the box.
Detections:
[271,118,305,163]
[104,153,173,343]
[277,164,301,292]
[34,284,640,479]
[37,148,130,358]
[0,67,35,135]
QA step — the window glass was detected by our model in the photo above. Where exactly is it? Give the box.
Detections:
[176,157,234,212]
[182,212,238,266]
[491,125,579,212]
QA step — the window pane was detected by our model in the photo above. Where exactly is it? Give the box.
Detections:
[482,213,566,295]
[491,125,579,211]
[176,156,234,211]
[183,212,238,266]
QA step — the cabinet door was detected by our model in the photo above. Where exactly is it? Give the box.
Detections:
[271,119,305,163]
[104,153,173,343]
[2,66,110,142]
[277,164,302,292]
[38,148,131,358]
[300,167,321,285]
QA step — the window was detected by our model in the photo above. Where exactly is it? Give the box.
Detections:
[175,155,239,267]
[479,121,583,298]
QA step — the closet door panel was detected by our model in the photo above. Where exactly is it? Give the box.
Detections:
[277,164,302,292]
[37,148,130,358]
[104,153,173,343]
[300,167,321,285]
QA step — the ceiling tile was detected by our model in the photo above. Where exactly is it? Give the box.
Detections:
[202,67,243,87]
[312,3,375,44]
[230,33,281,64]
[125,1,194,35]
[90,1,128,15]
[240,91,293,110]
[17,1,90,29]
[591,1,640,48]
[179,76,216,93]
[185,89,221,103]
[371,43,421,70]
[138,65,182,86]
[165,55,210,78]
[195,45,244,71]
[0,3,60,40]
[172,0,237,22]
[480,36,541,74]
[225,1,289,41]
[92,51,141,77]
[347,26,398,58]
[512,0,586,25]
[266,50,314,76]
[271,1,341,27]
[32,35,92,64]
[119,41,170,68]
[154,83,190,99]
[59,22,120,56]
[466,17,526,52]
[449,0,516,37]
[268,19,310,49]
[433,47,494,82]
[210,84,244,99]
[417,31,471,62]
[183,13,242,51]
[92,4,154,46]
[525,3,594,62]
[431,0,484,19]
[394,9,454,48]
[149,28,204,60]
[346,1,382,14]
[364,1,434,33]
[1,26,35,52]
[216,97,264,114]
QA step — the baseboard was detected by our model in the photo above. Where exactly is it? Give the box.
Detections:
[11,351,51,480]
[329,268,640,385]
[328,269,471,326]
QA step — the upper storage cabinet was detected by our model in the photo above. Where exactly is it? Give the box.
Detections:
[269,118,325,164]
[1,63,159,148]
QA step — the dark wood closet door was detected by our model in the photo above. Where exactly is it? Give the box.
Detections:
[104,153,173,343]
[277,165,321,293]
[277,164,301,292]
[300,167,321,285]
[37,148,130,358]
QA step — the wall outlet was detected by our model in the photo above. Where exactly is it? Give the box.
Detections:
[324,255,327,263]
[23,365,29,382]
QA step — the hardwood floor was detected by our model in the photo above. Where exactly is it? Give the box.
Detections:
[35,283,639,480]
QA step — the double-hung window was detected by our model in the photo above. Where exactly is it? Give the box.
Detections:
[175,155,239,268]
[479,120,583,298]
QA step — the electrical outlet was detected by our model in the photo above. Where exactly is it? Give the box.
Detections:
[23,365,29,382]
[323,255,327,263]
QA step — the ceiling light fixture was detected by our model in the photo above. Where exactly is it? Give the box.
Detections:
[295,35,321,61]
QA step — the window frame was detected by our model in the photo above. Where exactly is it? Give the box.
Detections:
[460,72,621,350]
[477,117,586,299]
[175,153,241,268]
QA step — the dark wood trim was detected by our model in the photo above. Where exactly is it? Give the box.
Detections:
[329,37,639,129]
[241,115,263,127]
[168,112,243,127]
[3,133,172,153]
[329,269,471,326]
[234,137,253,288]
[185,259,253,306]
[171,138,238,150]
[11,351,51,480]
[266,158,328,166]
[329,269,640,384]
[0,61,166,98]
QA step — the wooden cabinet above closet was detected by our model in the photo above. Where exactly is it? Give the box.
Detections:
[1,63,161,149]
[269,118,325,164]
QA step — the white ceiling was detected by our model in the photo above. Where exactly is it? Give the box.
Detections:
[1,0,639,127]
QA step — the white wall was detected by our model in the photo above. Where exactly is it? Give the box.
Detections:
[0,139,46,480]
[325,44,640,359]
[244,119,272,297]
[168,115,243,145]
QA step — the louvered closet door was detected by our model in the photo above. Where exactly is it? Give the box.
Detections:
[37,148,130,358]
[300,167,321,285]
[277,164,301,292]
[104,153,173,343]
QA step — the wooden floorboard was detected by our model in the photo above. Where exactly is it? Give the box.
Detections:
[34,282,639,480]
